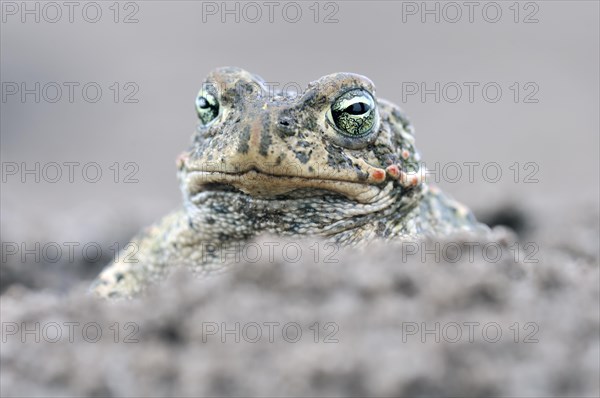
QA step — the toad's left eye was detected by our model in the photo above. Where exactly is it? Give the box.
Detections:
[329,89,376,137]
[195,89,220,125]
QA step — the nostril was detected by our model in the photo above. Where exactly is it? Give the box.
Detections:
[277,115,296,136]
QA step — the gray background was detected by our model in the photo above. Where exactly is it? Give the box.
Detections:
[1,0,599,248]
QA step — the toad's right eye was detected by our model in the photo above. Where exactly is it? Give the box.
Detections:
[328,88,377,138]
[195,89,219,125]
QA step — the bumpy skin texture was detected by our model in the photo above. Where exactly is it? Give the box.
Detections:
[92,67,488,298]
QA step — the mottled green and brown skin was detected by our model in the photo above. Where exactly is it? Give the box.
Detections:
[92,67,487,298]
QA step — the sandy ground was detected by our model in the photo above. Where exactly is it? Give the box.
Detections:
[1,194,598,397]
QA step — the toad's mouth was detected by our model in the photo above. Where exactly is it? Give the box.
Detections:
[183,169,386,204]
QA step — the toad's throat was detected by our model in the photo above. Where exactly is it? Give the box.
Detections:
[183,169,385,204]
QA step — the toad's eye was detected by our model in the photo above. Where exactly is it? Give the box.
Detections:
[329,89,376,137]
[195,89,219,125]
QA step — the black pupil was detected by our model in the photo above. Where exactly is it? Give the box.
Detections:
[198,97,210,109]
[345,102,370,115]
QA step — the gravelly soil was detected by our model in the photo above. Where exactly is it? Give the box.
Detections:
[1,200,598,397]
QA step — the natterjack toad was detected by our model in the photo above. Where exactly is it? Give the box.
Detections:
[92,67,488,298]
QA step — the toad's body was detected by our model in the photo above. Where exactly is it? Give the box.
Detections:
[92,68,488,298]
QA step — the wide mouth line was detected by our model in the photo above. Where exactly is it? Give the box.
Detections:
[182,168,386,204]
[183,168,374,187]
